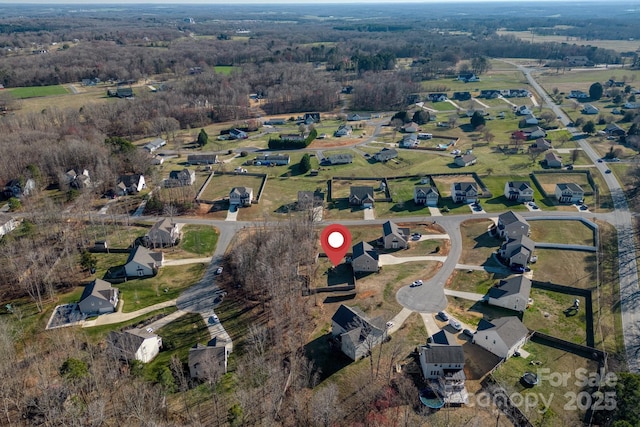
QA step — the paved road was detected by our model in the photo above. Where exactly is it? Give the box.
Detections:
[511,60,640,371]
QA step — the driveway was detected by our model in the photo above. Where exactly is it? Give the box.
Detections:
[379,254,447,266]
[444,289,485,302]
[363,207,375,220]
[163,257,211,266]
[225,206,238,221]
[428,207,442,216]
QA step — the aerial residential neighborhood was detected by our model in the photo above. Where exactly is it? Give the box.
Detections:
[1,1,640,426]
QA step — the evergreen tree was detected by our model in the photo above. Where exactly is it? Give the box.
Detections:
[299,153,311,173]
[197,128,209,147]
[589,82,603,100]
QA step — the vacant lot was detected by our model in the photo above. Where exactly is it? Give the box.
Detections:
[532,249,597,290]
[459,219,501,265]
[9,84,68,98]
[447,270,507,295]
[529,220,595,246]
[177,225,218,256]
[330,178,383,199]
[533,172,593,194]
[492,340,599,427]
[198,173,264,201]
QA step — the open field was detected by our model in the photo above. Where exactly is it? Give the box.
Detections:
[84,224,149,248]
[198,173,264,201]
[9,84,68,98]
[446,270,506,295]
[529,220,595,246]
[532,249,597,290]
[458,219,501,265]
[491,340,599,427]
[498,30,640,53]
[177,225,218,256]
[213,66,238,75]
[118,263,206,312]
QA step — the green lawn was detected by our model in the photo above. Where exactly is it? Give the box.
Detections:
[447,270,505,295]
[529,220,595,246]
[118,263,206,312]
[9,85,68,98]
[180,225,218,256]
[532,249,597,290]
[213,66,238,75]
[199,173,265,201]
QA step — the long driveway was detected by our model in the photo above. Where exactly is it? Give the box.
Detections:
[512,60,640,372]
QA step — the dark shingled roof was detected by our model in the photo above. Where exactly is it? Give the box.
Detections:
[421,330,465,364]
[352,241,378,261]
[487,276,532,311]
[477,316,528,349]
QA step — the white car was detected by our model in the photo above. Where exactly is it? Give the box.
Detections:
[209,314,219,324]
[449,318,462,331]
[385,321,394,329]
[215,267,223,275]
[410,280,423,287]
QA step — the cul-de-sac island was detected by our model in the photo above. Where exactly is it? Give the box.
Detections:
[1,2,640,426]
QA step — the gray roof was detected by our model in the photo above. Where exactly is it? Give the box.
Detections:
[332,305,384,338]
[126,245,163,268]
[169,168,194,180]
[487,276,532,309]
[107,328,159,360]
[230,186,253,197]
[188,340,227,378]
[415,186,438,197]
[382,220,404,238]
[255,154,290,162]
[477,316,528,349]
[80,278,116,304]
[421,330,465,364]
[350,186,374,202]
[352,241,378,261]
[118,174,143,188]
[187,154,218,164]
[327,154,353,164]
[545,152,562,162]
[557,183,583,192]
[503,234,535,254]
[375,148,398,159]
[453,182,478,193]
[506,181,532,192]
[498,211,528,227]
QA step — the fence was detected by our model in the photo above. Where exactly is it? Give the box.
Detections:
[529,169,596,199]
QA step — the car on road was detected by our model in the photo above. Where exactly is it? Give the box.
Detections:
[605,169,612,174]
[437,311,449,321]
[215,267,223,275]
[462,329,474,338]
[208,314,219,324]
[449,318,462,331]
[410,280,423,287]
[597,159,604,163]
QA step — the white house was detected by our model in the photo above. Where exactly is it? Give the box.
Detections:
[107,328,162,363]
[555,183,584,204]
[124,245,164,277]
[454,154,477,167]
[143,138,166,153]
[504,181,534,202]
[419,330,468,404]
[400,133,419,148]
[451,182,479,204]
[414,186,439,207]
[374,148,398,162]
[473,317,529,359]
[0,214,18,238]
[486,276,532,312]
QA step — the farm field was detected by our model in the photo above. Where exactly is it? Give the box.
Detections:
[497,30,640,53]
[9,84,68,98]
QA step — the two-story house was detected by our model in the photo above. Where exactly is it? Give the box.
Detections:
[419,330,469,404]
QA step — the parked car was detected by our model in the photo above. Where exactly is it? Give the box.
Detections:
[410,280,423,287]
[580,204,588,210]
[449,318,462,331]
[605,169,612,174]
[566,164,574,170]
[208,314,219,324]
[385,321,394,328]
[437,311,449,321]
[215,267,223,275]
[462,329,474,338]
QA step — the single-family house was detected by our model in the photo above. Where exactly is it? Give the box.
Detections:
[228,128,248,140]
[0,214,18,238]
[146,218,181,247]
[400,133,419,148]
[545,152,563,168]
[454,154,477,167]
[107,328,162,363]
[351,241,379,273]
[124,245,164,277]
[112,87,133,98]
[189,337,229,380]
[334,124,353,137]
[419,330,468,404]
[522,114,538,126]
[65,169,91,189]
[255,154,290,166]
[569,90,589,99]
[297,190,324,209]
[604,123,626,137]
[349,186,375,208]
[331,305,385,360]
[264,118,286,126]
[515,105,532,116]
[519,126,546,140]
[3,178,35,198]
[414,186,439,207]
[504,181,534,202]
[480,89,500,99]
[374,148,398,162]
[303,112,321,124]
[457,73,479,83]
[486,276,532,312]
[555,183,584,204]
[325,154,353,165]
[78,278,119,315]
[529,138,552,152]
[428,93,448,102]
[229,187,253,207]
[453,91,471,101]
[495,211,530,239]
[382,220,409,250]
[582,104,599,115]
[347,113,371,121]
[473,317,529,359]
[187,154,218,165]
[564,56,592,67]
[451,182,479,204]
[279,133,307,143]
[499,235,535,269]
[466,109,485,118]
[143,138,166,153]
[400,122,420,133]
[167,168,196,187]
[623,102,640,109]
[116,174,146,196]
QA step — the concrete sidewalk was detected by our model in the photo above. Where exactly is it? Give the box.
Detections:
[379,254,447,266]
[82,299,177,327]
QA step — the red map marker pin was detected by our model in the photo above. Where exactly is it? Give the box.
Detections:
[321,224,352,267]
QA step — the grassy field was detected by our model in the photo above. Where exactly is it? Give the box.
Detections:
[180,225,218,256]
[492,340,599,427]
[447,270,506,295]
[9,85,68,98]
[532,249,597,290]
[497,30,640,53]
[198,173,265,201]
[118,263,206,312]
[83,224,149,248]
[458,219,501,265]
[529,220,595,246]
[213,66,238,75]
